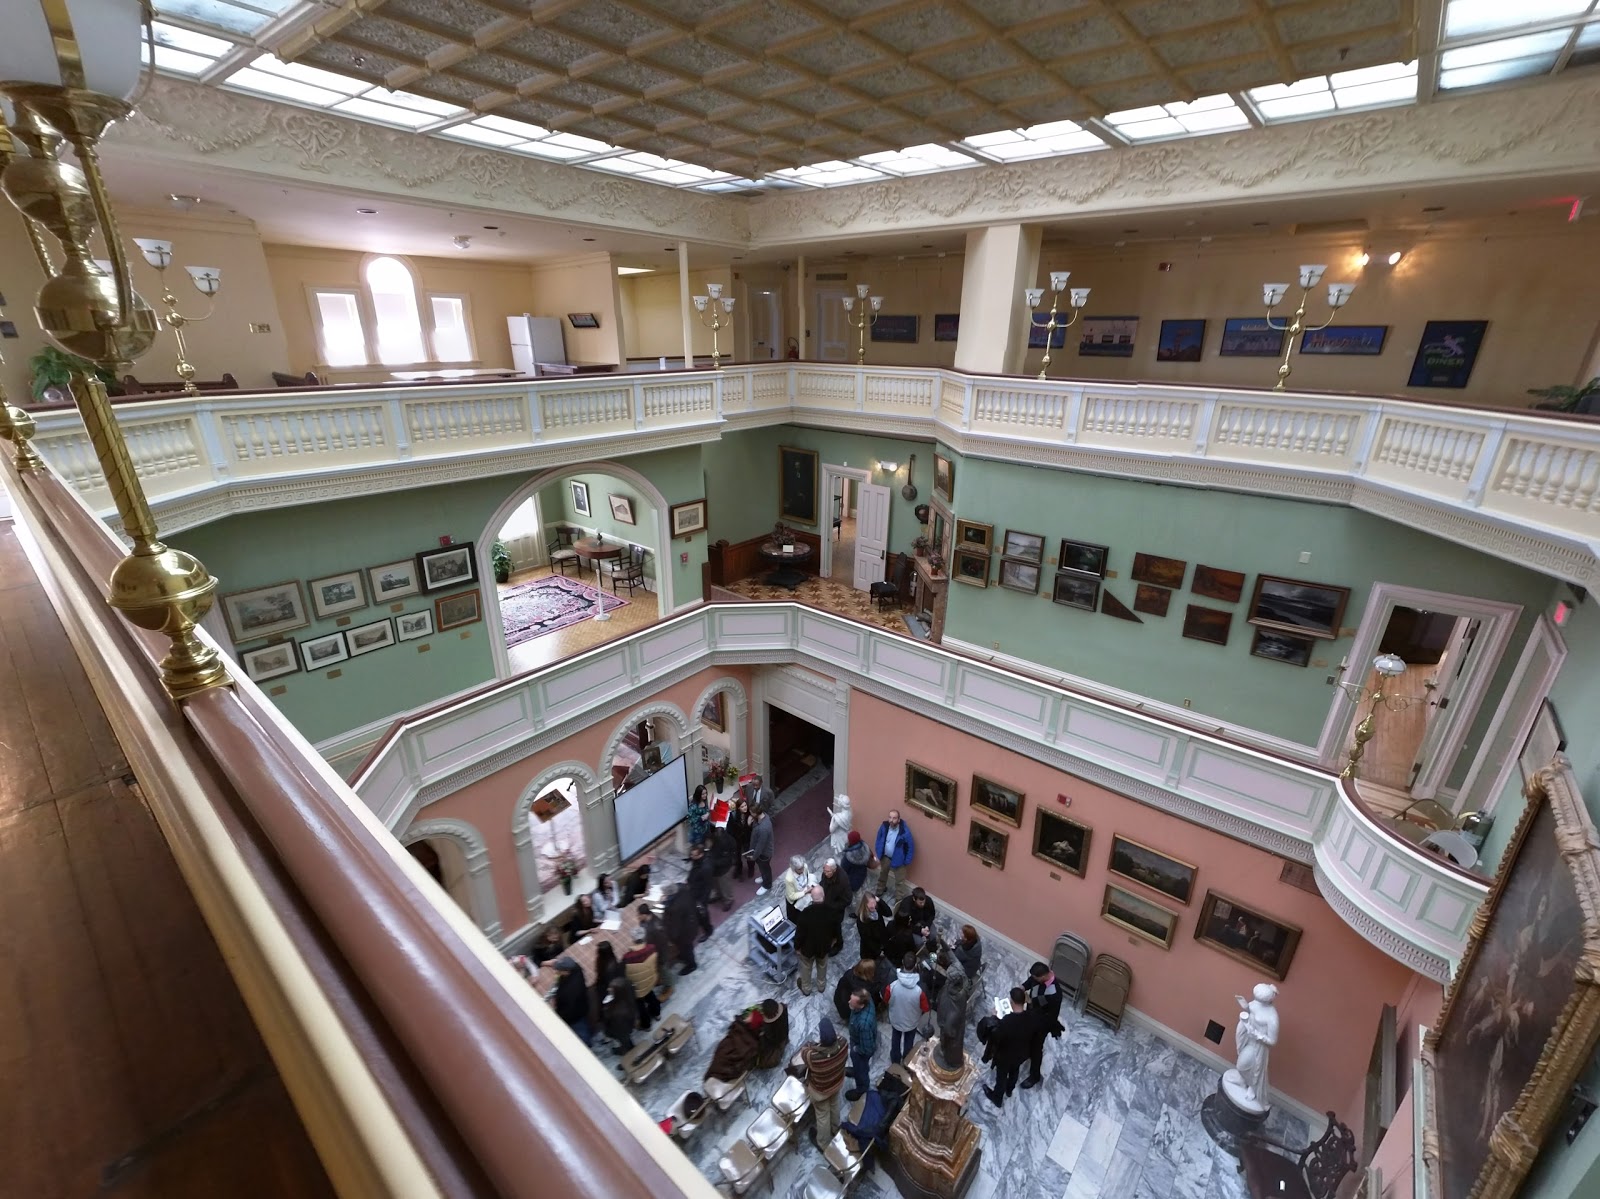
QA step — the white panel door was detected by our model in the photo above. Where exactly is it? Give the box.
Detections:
[853,481,891,591]
[816,289,849,361]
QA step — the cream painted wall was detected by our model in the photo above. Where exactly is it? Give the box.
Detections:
[264,245,531,384]
[618,266,732,360]
[1,206,290,399]
[804,256,965,366]
[528,253,623,366]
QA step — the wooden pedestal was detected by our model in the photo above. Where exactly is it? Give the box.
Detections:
[884,1039,982,1199]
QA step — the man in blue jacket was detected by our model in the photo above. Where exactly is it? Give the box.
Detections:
[873,808,915,900]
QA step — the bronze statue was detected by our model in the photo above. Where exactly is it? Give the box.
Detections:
[935,971,968,1070]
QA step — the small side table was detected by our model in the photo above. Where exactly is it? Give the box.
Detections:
[758,541,814,589]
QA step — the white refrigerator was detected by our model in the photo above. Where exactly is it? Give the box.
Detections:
[507,314,567,375]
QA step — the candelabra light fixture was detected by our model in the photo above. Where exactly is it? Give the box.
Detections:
[133,238,221,394]
[1337,652,1416,781]
[691,282,735,370]
[1262,264,1356,391]
[0,0,231,698]
[1024,271,1090,380]
[842,283,881,365]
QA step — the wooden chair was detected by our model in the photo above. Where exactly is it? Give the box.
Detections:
[272,370,322,387]
[548,527,581,577]
[870,552,913,611]
[120,372,238,395]
[1238,1114,1357,1199]
[610,544,648,595]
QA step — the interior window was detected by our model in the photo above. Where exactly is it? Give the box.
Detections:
[312,289,368,366]
[429,295,472,362]
[364,255,426,365]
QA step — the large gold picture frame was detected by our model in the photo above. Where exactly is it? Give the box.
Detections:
[1421,764,1600,1199]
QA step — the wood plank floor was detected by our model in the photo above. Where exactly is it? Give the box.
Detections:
[0,525,334,1198]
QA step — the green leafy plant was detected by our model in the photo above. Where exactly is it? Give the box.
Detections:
[491,540,512,584]
[1528,377,1600,414]
[27,345,117,403]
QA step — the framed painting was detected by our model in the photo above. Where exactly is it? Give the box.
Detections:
[1108,834,1197,905]
[933,314,960,342]
[1250,627,1314,667]
[669,498,708,537]
[1195,890,1302,980]
[1517,699,1566,783]
[1247,574,1350,640]
[700,691,726,733]
[1422,767,1600,1199]
[346,617,395,657]
[1059,539,1108,577]
[1002,529,1045,563]
[971,774,1024,828]
[1077,315,1139,358]
[396,610,434,642]
[1133,583,1171,618]
[870,314,920,343]
[1408,320,1488,389]
[308,569,367,620]
[1027,315,1069,349]
[1219,317,1287,358]
[1156,318,1206,362]
[608,493,636,525]
[435,589,483,631]
[779,446,819,525]
[1182,604,1232,647]
[967,820,1009,869]
[905,761,957,824]
[1033,809,1091,877]
[1191,564,1245,604]
[934,452,955,502]
[1102,884,1179,949]
[221,580,309,644]
[998,558,1041,595]
[952,548,989,587]
[570,479,592,517]
[567,312,600,329]
[1300,325,1389,355]
[366,558,420,602]
[1132,553,1187,590]
[298,631,348,672]
[954,519,993,551]
[239,641,299,684]
[1052,571,1099,611]
[417,542,478,592]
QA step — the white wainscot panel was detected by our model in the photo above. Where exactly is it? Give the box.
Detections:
[799,614,865,660]
[953,668,1050,733]
[1180,745,1326,833]
[1059,704,1174,774]
[715,609,792,645]
[1417,884,1475,939]
[1370,853,1420,910]
[414,692,531,780]
[1337,817,1376,879]
[540,650,633,713]
[869,640,948,692]
[635,618,711,672]
[363,751,412,822]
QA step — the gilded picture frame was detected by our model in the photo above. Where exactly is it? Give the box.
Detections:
[1194,890,1302,980]
[1101,884,1179,949]
[1108,834,1197,905]
[905,760,957,824]
[1033,809,1091,878]
[967,820,1009,869]
[970,774,1024,828]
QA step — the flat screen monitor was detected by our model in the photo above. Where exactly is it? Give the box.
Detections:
[614,751,689,862]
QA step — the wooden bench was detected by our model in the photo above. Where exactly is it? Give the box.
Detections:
[121,372,238,396]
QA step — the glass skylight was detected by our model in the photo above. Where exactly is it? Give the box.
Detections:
[961,119,1106,160]
[1438,29,1572,89]
[153,0,297,37]
[224,55,463,128]
[588,152,734,185]
[770,160,889,186]
[858,144,981,174]
[1104,94,1249,141]
[1247,61,1417,122]
[140,20,235,76]
[1443,0,1592,39]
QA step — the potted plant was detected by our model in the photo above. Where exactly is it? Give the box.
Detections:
[491,540,512,584]
[912,534,932,557]
[27,345,119,405]
[724,760,741,789]
[556,852,580,895]
[1528,377,1600,415]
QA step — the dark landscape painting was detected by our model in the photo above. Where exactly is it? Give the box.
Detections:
[1108,835,1197,905]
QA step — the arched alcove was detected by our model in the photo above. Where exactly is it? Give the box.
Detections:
[597,700,694,865]
[400,817,502,941]
[512,759,606,923]
[690,676,751,796]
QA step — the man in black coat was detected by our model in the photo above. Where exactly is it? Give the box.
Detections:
[709,826,737,910]
[1021,961,1065,1088]
[903,887,937,936]
[663,884,701,975]
[552,956,593,1047]
[793,884,836,997]
[982,987,1035,1108]
[686,845,715,938]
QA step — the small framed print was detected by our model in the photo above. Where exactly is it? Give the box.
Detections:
[1131,552,1187,590]
[299,631,348,671]
[955,519,993,551]
[436,588,483,631]
[609,493,637,525]
[1250,627,1314,667]
[968,821,1009,869]
[239,641,299,683]
[998,558,1041,595]
[971,774,1024,828]
[570,479,592,517]
[567,312,600,329]
[308,570,367,620]
[934,452,955,502]
[1191,565,1246,605]
[1247,574,1351,640]
[1051,571,1099,611]
[396,610,435,641]
[700,691,726,733]
[1182,604,1233,647]
[952,547,990,587]
[1195,890,1301,980]
[366,559,420,601]
[669,498,709,537]
[346,618,396,657]
[1059,539,1108,577]
[417,542,478,592]
[1133,584,1171,618]
[1108,835,1197,905]
[1001,529,1045,563]
[221,580,309,644]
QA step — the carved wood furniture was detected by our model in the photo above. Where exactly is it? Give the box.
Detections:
[1238,1114,1357,1199]
[121,372,237,395]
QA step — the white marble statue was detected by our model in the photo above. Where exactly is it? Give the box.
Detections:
[828,793,853,856]
[1223,983,1280,1114]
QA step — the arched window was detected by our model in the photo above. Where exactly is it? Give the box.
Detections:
[364,255,426,365]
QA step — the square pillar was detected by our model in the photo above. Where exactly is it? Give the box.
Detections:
[953,223,1042,376]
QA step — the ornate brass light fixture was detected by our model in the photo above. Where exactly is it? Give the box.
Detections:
[133,237,222,394]
[691,282,735,370]
[1023,271,1090,380]
[1261,264,1356,391]
[1,0,231,698]
[843,283,881,364]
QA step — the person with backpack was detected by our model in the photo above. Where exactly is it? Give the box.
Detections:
[884,951,930,1065]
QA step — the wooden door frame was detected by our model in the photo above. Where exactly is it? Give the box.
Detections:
[818,463,870,579]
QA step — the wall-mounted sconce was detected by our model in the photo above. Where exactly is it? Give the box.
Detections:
[876,460,900,474]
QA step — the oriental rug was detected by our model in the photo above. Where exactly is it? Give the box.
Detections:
[500,575,629,647]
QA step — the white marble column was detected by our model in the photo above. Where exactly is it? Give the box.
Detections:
[678,239,694,369]
[796,253,807,358]
[953,223,1042,376]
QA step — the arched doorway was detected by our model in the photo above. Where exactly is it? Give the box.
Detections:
[400,817,502,941]
[513,761,606,926]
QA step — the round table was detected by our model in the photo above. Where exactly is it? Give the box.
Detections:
[572,538,623,620]
[758,541,813,589]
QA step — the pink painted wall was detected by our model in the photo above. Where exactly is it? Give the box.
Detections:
[1369,1089,1416,1199]
[414,666,750,933]
[846,689,1425,1118]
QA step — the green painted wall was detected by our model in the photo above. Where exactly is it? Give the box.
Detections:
[941,455,1552,747]
[541,470,660,582]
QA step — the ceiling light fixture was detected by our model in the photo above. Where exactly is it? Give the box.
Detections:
[1387,250,1404,265]
[452,235,472,250]
[169,193,201,210]
[356,207,378,215]
[615,266,655,275]
[1357,251,1371,267]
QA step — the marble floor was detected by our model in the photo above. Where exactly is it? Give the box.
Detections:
[578,835,1308,1199]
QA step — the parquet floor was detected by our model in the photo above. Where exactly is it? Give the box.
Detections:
[0,524,333,1198]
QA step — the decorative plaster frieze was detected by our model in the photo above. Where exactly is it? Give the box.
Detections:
[1313,861,1451,982]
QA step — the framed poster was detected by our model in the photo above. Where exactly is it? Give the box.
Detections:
[871,314,920,343]
[779,445,819,525]
[346,618,396,657]
[1156,319,1206,362]
[669,499,709,537]
[933,314,960,342]
[298,631,348,671]
[1408,320,1488,389]
[1300,325,1389,355]
[366,558,420,602]
[1219,317,1287,358]
[1077,315,1138,358]
[308,570,367,620]
[396,610,434,641]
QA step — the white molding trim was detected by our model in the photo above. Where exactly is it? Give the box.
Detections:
[399,817,502,941]
[753,663,852,799]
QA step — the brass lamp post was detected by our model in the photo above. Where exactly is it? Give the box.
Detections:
[1024,271,1090,380]
[0,0,231,698]
[133,238,221,394]
[691,283,735,370]
[1261,264,1356,391]
[843,283,881,364]
[1338,652,1412,781]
